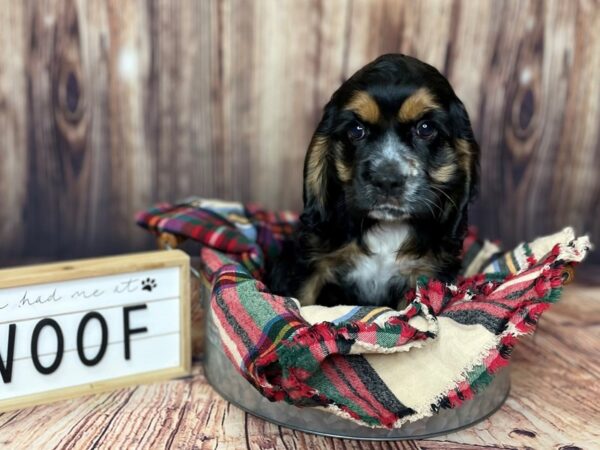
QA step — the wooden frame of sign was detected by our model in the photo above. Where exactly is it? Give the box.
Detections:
[0,250,191,413]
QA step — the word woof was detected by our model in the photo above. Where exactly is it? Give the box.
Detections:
[0,305,148,383]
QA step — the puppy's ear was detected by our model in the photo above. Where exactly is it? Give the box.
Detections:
[448,99,480,238]
[301,103,338,230]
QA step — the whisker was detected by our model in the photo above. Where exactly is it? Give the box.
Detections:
[421,197,442,217]
[430,185,458,211]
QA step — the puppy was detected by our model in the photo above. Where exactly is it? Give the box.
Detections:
[268,54,479,308]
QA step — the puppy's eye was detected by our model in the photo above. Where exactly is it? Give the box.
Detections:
[415,120,437,139]
[347,123,366,141]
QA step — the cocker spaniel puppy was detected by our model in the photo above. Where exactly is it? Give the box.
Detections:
[268,54,479,308]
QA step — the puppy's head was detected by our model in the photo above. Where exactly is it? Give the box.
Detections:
[302,54,479,239]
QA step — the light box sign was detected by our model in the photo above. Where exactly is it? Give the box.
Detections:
[0,250,190,412]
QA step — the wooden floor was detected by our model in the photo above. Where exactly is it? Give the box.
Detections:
[0,284,598,450]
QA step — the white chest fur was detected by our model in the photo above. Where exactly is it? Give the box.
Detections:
[345,223,413,302]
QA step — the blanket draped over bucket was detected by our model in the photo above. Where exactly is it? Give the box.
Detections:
[136,197,590,429]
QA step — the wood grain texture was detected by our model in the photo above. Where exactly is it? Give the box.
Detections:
[0,0,598,265]
[0,1,27,259]
[0,283,597,449]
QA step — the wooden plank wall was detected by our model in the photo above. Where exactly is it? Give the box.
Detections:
[0,0,598,265]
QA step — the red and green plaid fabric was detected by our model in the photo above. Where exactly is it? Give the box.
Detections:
[137,198,297,279]
[136,197,591,429]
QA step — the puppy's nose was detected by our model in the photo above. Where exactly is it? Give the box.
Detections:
[370,166,405,196]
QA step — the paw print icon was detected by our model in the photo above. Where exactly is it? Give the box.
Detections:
[141,278,158,292]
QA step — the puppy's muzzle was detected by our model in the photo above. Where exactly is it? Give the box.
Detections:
[361,134,414,199]
[365,164,406,197]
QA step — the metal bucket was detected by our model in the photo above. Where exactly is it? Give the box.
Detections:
[201,283,510,440]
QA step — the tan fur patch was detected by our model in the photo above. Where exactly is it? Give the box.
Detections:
[331,141,352,182]
[297,271,331,306]
[299,241,363,305]
[315,241,363,267]
[334,159,352,182]
[398,88,441,122]
[395,246,439,288]
[430,163,457,183]
[345,91,381,124]
[455,138,472,173]
[305,135,329,207]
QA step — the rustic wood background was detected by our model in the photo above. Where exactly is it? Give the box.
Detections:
[1,0,599,266]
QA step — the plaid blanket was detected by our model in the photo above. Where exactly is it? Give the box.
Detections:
[136,197,591,429]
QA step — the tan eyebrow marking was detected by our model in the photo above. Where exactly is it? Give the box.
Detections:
[398,88,441,122]
[344,91,381,124]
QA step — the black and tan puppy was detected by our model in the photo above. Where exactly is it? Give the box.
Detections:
[267,54,479,308]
